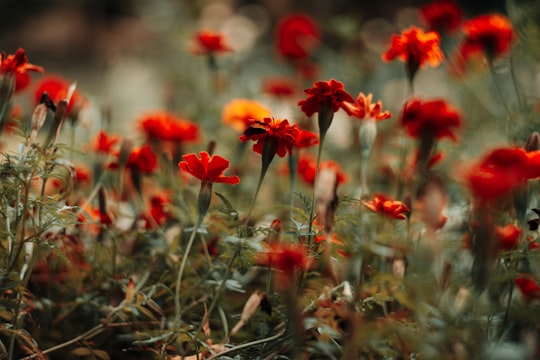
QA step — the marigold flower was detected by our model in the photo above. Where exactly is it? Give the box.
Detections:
[263,77,297,97]
[275,13,320,60]
[400,98,461,141]
[298,79,354,118]
[92,130,120,154]
[191,30,233,55]
[515,275,540,304]
[141,192,171,229]
[496,224,522,252]
[126,144,158,173]
[382,26,444,80]
[465,148,540,201]
[363,194,410,220]
[138,111,199,142]
[34,75,83,115]
[1,48,44,93]
[297,154,347,186]
[221,99,272,132]
[420,0,462,33]
[459,14,516,62]
[343,92,392,122]
[178,151,240,185]
[240,117,299,158]
[295,128,319,148]
[258,243,309,275]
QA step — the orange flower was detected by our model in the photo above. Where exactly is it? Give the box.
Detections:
[191,30,232,55]
[382,26,443,79]
[400,98,461,141]
[92,130,120,154]
[126,144,158,173]
[240,117,299,158]
[298,79,354,118]
[221,99,272,132]
[459,14,515,62]
[363,194,410,220]
[465,148,540,202]
[178,151,240,185]
[138,111,199,142]
[275,13,320,60]
[1,48,44,93]
[420,0,462,33]
[34,75,83,114]
[343,92,392,121]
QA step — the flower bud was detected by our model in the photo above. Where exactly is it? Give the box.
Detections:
[197,181,213,217]
[359,118,377,158]
[525,132,540,152]
[29,103,48,145]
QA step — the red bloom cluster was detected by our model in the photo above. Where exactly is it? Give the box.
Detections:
[178,151,240,185]
[465,148,540,202]
[400,98,461,141]
[275,13,320,60]
[0,48,44,92]
[459,14,515,62]
[382,27,444,72]
[191,30,232,55]
[139,111,199,143]
[240,117,299,157]
[420,0,462,33]
[298,79,354,118]
[363,194,410,220]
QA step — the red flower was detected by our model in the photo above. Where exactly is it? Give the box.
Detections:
[1,48,44,93]
[138,111,199,142]
[297,154,347,186]
[34,75,83,114]
[515,275,540,304]
[221,99,272,132]
[240,117,300,157]
[127,145,158,173]
[92,130,120,154]
[275,13,320,60]
[295,128,319,148]
[141,192,171,229]
[465,148,540,201]
[496,224,522,252]
[257,243,310,290]
[420,0,462,33]
[343,92,392,121]
[178,151,240,185]
[298,79,354,118]
[363,194,410,220]
[263,77,297,97]
[400,98,461,141]
[382,26,443,78]
[459,14,515,62]
[191,30,232,55]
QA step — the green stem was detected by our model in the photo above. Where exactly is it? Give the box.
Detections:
[307,134,326,247]
[244,161,269,229]
[175,213,205,328]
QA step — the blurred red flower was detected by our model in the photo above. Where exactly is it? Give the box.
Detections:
[138,111,199,142]
[141,192,171,229]
[298,79,354,117]
[400,98,461,141]
[515,275,540,304]
[127,144,158,173]
[262,77,297,97]
[221,99,272,132]
[240,117,299,157]
[295,128,319,148]
[420,0,462,33]
[343,92,392,121]
[297,153,347,186]
[0,48,44,93]
[382,27,443,78]
[275,13,320,60]
[34,75,83,114]
[496,224,522,252]
[257,242,310,290]
[178,151,240,185]
[363,194,410,220]
[191,30,232,55]
[459,14,515,62]
[92,130,120,154]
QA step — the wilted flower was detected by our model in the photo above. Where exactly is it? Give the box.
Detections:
[363,194,410,220]
[275,13,320,60]
[420,0,462,33]
[222,99,272,132]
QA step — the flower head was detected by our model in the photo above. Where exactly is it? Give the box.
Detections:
[191,30,233,55]
[382,26,444,80]
[34,75,83,115]
[240,117,299,158]
[459,14,515,63]
[515,275,540,304]
[298,79,354,118]
[343,92,392,121]
[92,130,120,155]
[363,194,410,220]
[178,151,240,185]
[295,128,319,148]
[275,13,320,60]
[297,154,348,186]
[262,77,297,97]
[1,48,44,92]
[257,243,310,290]
[400,98,461,141]
[496,224,522,252]
[420,0,462,33]
[138,111,199,142]
[222,99,272,132]
[126,144,158,173]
